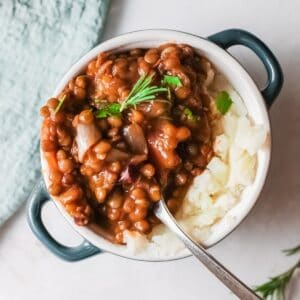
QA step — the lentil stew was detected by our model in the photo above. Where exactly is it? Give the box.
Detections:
[40,44,215,244]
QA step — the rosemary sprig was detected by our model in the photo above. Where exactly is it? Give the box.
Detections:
[283,245,300,256]
[255,261,300,300]
[96,74,168,118]
[255,244,300,300]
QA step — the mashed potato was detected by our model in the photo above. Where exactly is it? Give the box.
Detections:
[123,73,267,256]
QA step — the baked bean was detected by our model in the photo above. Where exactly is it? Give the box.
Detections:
[86,60,97,75]
[60,186,83,204]
[48,183,62,196]
[47,98,59,110]
[40,106,50,117]
[175,171,188,186]
[98,60,113,75]
[106,172,118,185]
[95,187,107,203]
[107,192,123,209]
[144,49,159,65]
[129,206,147,222]
[164,57,180,69]
[68,80,76,91]
[85,153,101,171]
[134,198,150,208]
[62,173,74,185]
[96,52,109,68]
[130,188,146,200]
[49,169,62,184]
[123,197,135,213]
[176,127,191,141]
[134,220,150,233]
[117,220,130,231]
[184,161,193,171]
[130,48,143,56]
[75,75,87,88]
[96,153,107,160]
[140,163,155,178]
[175,86,191,99]
[56,127,72,147]
[56,149,67,160]
[73,86,86,100]
[107,208,121,221]
[115,232,124,244]
[79,110,94,124]
[115,58,128,69]
[58,158,74,173]
[161,46,179,59]
[94,140,111,154]
[149,185,161,202]
[109,161,121,173]
[107,116,122,128]
[80,165,94,176]
[130,109,144,124]
[138,58,150,75]
[52,111,65,123]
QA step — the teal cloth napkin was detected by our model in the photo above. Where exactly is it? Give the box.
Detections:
[0,0,110,225]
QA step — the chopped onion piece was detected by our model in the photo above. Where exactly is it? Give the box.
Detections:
[76,122,101,162]
[123,123,148,155]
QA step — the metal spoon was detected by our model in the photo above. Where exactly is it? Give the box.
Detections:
[153,198,261,300]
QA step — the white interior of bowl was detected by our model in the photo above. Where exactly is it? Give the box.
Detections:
[41,29,271,261]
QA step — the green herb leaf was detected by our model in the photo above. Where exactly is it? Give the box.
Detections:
[95,103,121,118]
[216,91,233,115]
[162,75,182,88]
[183,107,198,121]
[55,95,66,114]
[254,260,300,300]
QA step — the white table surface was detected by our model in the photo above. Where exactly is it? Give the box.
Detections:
[1,0,300,299]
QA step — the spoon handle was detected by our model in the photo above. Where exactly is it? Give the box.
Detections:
[154,200,261,300]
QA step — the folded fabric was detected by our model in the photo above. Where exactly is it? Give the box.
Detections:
[0,0,110,225]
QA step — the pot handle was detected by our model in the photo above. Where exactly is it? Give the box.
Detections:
[27,178,102,261]
[208,29,283,107]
